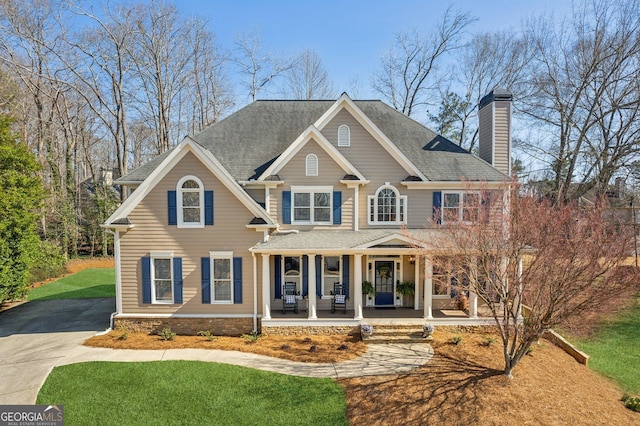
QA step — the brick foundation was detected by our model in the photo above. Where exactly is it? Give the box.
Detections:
[114,317,254,336]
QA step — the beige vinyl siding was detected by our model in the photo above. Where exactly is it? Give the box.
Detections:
[478,103,493,167]
[119,152,262,315]
[493,100,511,175]
[270,138,353,229]
[323,109,413,229]
[244,188,264,205]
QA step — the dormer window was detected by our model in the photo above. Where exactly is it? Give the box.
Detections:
[306,154,318,176]
[368,184,407,225]
[338,125,350,147]
[177,175,204,228]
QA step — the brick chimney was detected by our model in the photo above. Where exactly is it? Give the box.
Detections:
[478,89,512,175]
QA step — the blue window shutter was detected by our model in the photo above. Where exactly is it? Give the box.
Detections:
[433,191,442,225]
[315,255,322,297]
[282,191,291,224]
[233,257,243,304]
[302,255,308,297]
[204,190,214,225]
[173,257,183,304]
[333,191,342,225]
[274,255,282,299]
[141,257,151,304]
[168,191,177,225]
[342,255,350,299]
[201,257,211,304]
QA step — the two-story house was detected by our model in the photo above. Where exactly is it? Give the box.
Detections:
[104,90,512,335]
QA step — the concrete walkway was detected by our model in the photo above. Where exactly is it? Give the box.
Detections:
[0,298,433,405]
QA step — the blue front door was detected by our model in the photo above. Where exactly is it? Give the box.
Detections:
[374,261,394,305]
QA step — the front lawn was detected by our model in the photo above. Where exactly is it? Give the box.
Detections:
[37,361,347,426]
[574,297,640,394]
[28,268,115,300]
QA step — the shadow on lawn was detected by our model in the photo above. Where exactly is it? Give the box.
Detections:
[30,284,115,300]
[343,348,504,425]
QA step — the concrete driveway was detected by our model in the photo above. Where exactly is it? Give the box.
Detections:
[0,298,114,404]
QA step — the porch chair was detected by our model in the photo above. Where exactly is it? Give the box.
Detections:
[282,282,299,314]
[331,282,347,314]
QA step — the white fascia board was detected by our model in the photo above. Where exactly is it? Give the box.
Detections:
[353,232,425,250]
[104,137,192,225]
[103,137,275,227]
[256,125,366,181]
[313,94,428,181]
[401,181,507,190]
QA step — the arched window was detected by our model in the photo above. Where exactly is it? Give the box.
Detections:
[306,153,318,176]
[338,125,350,147]
[177,175,204,227]
[368,184,407,224]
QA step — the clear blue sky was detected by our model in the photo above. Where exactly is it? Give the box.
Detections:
[175,0,573,98]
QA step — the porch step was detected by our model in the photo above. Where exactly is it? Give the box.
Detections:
[362,325,429,344]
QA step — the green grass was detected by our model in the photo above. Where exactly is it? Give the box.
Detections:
[28,268,115,300]
[574,299,640,394]
[37,361,347,426]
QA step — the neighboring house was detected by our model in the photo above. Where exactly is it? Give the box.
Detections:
[104,90,512,335]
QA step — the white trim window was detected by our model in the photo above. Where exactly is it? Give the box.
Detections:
[283,256,301,295]
[151,253,173,304]
[322,255,341,297]
[442,191,480,223]
[177,175,204,228]
[306,154,318,176]
[210,251,233,303]
[291,185,332,224]
[368,184,407,225]
[338,124,350,147]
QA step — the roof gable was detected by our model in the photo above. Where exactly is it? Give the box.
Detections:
[104,137,275,227]
[257,125,366,181]
[314,94,428,181]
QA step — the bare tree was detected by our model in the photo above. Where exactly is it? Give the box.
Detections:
[430,31,531,150]
[234,29,294,101]
[282,49,335,100]
[414,183,638,377]
[520,0,640,202]
[184,17,233,133]
[372,6,475,117]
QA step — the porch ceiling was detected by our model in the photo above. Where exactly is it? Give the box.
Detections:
[250,229,445,253]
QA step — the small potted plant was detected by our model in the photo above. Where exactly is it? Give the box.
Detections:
[396,281,415,307]
[362,281,375,307]
[422,323,434,340]
[360,323,374,338]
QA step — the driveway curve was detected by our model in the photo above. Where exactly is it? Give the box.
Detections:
[0,298,114,404]
[0,297,435,404]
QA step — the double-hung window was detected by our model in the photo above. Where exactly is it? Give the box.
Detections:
[368,184,407,225]
[291,186,332,224]
[283,256,301,295]
[442,191,480,223]
[210,252,233,303]
[151,254,173,303]
[322,256,341,297]
[177,175,204,228]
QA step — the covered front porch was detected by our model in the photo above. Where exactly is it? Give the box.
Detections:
[251,229,494,328]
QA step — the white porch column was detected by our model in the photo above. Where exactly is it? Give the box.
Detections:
[424,256,433,319]
[413,255,419,310]
[261,254,271,320]
[353,254,363,320]
[308,254,317,319]
[469,290,478,318]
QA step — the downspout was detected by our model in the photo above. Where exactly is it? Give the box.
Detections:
[100,229,122,332]
[252,252,258,333]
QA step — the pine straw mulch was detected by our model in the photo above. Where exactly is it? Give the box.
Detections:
[341,331,639,425]
[84,331,366,363]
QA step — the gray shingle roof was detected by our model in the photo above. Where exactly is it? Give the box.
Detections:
[251,229,448,251]
[118,99,505,183]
